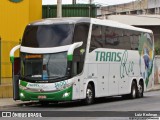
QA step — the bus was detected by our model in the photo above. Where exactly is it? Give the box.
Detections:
[10,17,154,105]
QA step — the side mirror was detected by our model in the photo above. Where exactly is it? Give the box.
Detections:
[67,42,83,61]
[10,45,20,100]
[14,57,20,75]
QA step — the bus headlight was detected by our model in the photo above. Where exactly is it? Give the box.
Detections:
[20,93,25,98]
[62,92,70,98]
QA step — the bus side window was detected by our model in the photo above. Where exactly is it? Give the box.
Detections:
[90,25,103,52]
[130,33,140,50]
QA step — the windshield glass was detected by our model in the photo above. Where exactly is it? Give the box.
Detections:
[21,24,74,48]
[20,52,68,81]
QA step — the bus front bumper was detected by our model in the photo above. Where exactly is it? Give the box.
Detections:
[19,86,72,101]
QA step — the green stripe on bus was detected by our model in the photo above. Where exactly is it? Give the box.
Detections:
[10,56,14,63]
[67,54,73,61]
[20,80,28,87]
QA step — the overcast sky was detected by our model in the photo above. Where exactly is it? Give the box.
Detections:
[42,0,136,6]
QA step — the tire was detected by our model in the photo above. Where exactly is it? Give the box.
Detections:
[129,81,137,99]
[137,82,144,98]
[84,84,95,105]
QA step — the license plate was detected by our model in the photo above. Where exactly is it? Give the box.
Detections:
[38,95,46,99]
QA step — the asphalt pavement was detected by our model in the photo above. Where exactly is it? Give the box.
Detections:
[0,87,160,120]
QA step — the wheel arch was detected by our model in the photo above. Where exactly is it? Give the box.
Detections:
[138,78,145,92]
[130,78,138,93]
[84,80,96,98]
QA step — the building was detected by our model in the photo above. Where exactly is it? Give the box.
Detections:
[97,0,160,16]
[0,0,42,98]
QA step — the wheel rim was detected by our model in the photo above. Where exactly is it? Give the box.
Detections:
[138,84,143,96]
[86,88,93,103]
[132,87,136,98]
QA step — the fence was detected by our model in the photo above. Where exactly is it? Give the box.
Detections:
[42,4,97,18]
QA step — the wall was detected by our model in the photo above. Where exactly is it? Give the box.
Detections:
[148,0,160,8]
[29,0,42,22]
[0,0,42,80]
[155,56,160,84]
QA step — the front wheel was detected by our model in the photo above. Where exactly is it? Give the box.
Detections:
[84,84,95,105]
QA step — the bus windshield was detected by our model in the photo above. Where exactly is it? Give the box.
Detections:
[20,52,68,81]
[20,23,90,81]
[21,24,74,48]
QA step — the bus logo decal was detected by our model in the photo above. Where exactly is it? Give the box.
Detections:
[95,50,135,79]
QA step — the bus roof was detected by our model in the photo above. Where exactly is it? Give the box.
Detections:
[29,17,152,34]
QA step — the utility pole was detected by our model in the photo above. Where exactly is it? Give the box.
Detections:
[57,0,62,18]
[72,0,76,4]
[89,0,92,17]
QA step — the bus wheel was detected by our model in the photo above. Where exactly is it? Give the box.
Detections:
[84,84,95,105]
[137,82,143,98]
[130,81,137,99]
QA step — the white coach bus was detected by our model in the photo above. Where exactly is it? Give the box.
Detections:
[10,17,154,105]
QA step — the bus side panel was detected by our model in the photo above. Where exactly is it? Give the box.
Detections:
[97,63,109,97]
[72,76,80,100]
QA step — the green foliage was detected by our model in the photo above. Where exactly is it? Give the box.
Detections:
[155,41,160,55]
[155,48,160,55]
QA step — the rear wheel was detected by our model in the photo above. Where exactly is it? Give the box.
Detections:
[129,81,137,99]
[84,84,95,105]
[137,82,144,98]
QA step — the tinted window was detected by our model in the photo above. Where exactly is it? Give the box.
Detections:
[90,24,142,52]
[22,24,74,48]
[72,23,89,76]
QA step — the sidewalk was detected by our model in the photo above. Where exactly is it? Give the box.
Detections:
[150,83,160,91]
[0,84,160,108]
[0,98,30,108]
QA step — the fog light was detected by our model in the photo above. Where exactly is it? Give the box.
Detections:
[63,92,70,98]
[20,93,25,98]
